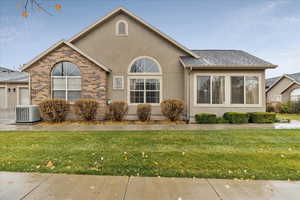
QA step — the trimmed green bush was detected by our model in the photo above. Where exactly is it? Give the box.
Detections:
[249,112,276,123]
[195,113,217,124]
[39,99,70,122]
[223,112,249,124]
[216,117,229,124]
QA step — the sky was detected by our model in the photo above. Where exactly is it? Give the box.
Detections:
[1,0,300,78]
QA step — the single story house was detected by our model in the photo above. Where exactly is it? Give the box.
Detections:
[21,7,277,122]
[266,72,300,103]
[0,67,29,109]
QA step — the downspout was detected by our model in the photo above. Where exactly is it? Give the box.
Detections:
[187,66,192,123]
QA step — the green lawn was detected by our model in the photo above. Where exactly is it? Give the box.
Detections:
[1,130,300,180]
[277,113,300,121]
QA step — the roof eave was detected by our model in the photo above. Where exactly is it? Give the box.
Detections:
[183,65,278,69]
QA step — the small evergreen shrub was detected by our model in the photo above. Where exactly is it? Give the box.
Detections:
[223,112,249,124]
[137,104,151,122]
[216,117,229,124]
[195,113,217,124]
[107,101,128,121]
[74,99,98,121]
[249,112,276,123]
[39,99,70,122]
[160,99,184,121]
[280,101,294,113]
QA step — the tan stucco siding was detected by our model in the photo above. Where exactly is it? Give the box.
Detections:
[266,77,293,103]
[72,13,189,118]
[188,69,266,122]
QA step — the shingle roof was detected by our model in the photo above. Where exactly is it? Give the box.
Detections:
[0,67,15,73]
[180,50,276,68]
[266,72,300,88]
[0,71,28,82]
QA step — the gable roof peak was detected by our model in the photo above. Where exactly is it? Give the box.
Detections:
[22,40,110,72]
[68,7,199,58]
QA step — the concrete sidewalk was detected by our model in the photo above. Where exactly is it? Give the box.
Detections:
[0,172,299,200]
[0,123,276,131]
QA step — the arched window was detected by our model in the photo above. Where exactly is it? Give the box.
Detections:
[129,57,161,74]
[116,20,128,36]
[51,62,81,102]
[291,88,300,101]
[128,57,162,104]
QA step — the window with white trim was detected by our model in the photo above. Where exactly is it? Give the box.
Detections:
[231,76,259,104]
[128,57,161,104]
[129,78,160,104]
[51,62,81,102]
[113,76,124,89]
[291,88,300,101]
[196,75,225,104]
[116,20,128,36]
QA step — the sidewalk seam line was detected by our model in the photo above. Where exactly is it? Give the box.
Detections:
[122,176,130,200]
[19,176,50,200]
[206,179,223,200]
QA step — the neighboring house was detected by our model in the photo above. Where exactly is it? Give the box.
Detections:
[266,72,300,103]
[0,67,29,109]
[21,7,277,122]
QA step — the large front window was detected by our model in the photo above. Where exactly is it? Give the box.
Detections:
[51,62,81,102]
[196,75,225,104]
[195,74,260,106]
[128,57,161,104]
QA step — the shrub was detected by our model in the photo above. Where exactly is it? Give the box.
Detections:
[74,99,98,121]
[39,99,70,122]
[216,117,229,124]
[107,101,128,121]
[137,104,151,122]
[223,112,249,124]
[266,103,275,112]
[249,112,276,123]
[195,113,217,124]
[160,99,184,121]
[280,101,294,114]
[293,100,300,114]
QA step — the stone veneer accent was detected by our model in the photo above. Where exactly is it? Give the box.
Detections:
[24,44,108,119]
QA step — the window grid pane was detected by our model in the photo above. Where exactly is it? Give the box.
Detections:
[53,77,66,90]
[53,90,66,100]
[212,76,225,104]
[231,76,244,104]
[197,76,211,104]
[246,76,259,104]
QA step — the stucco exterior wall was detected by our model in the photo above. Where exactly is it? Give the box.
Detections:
[266,77,293,103]
[23,44,108,119]
[188,69,266,122]
[72,13,189,119]
[281,83,300,102]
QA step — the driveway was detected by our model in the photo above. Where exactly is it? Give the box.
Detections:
[0,172,299,200]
